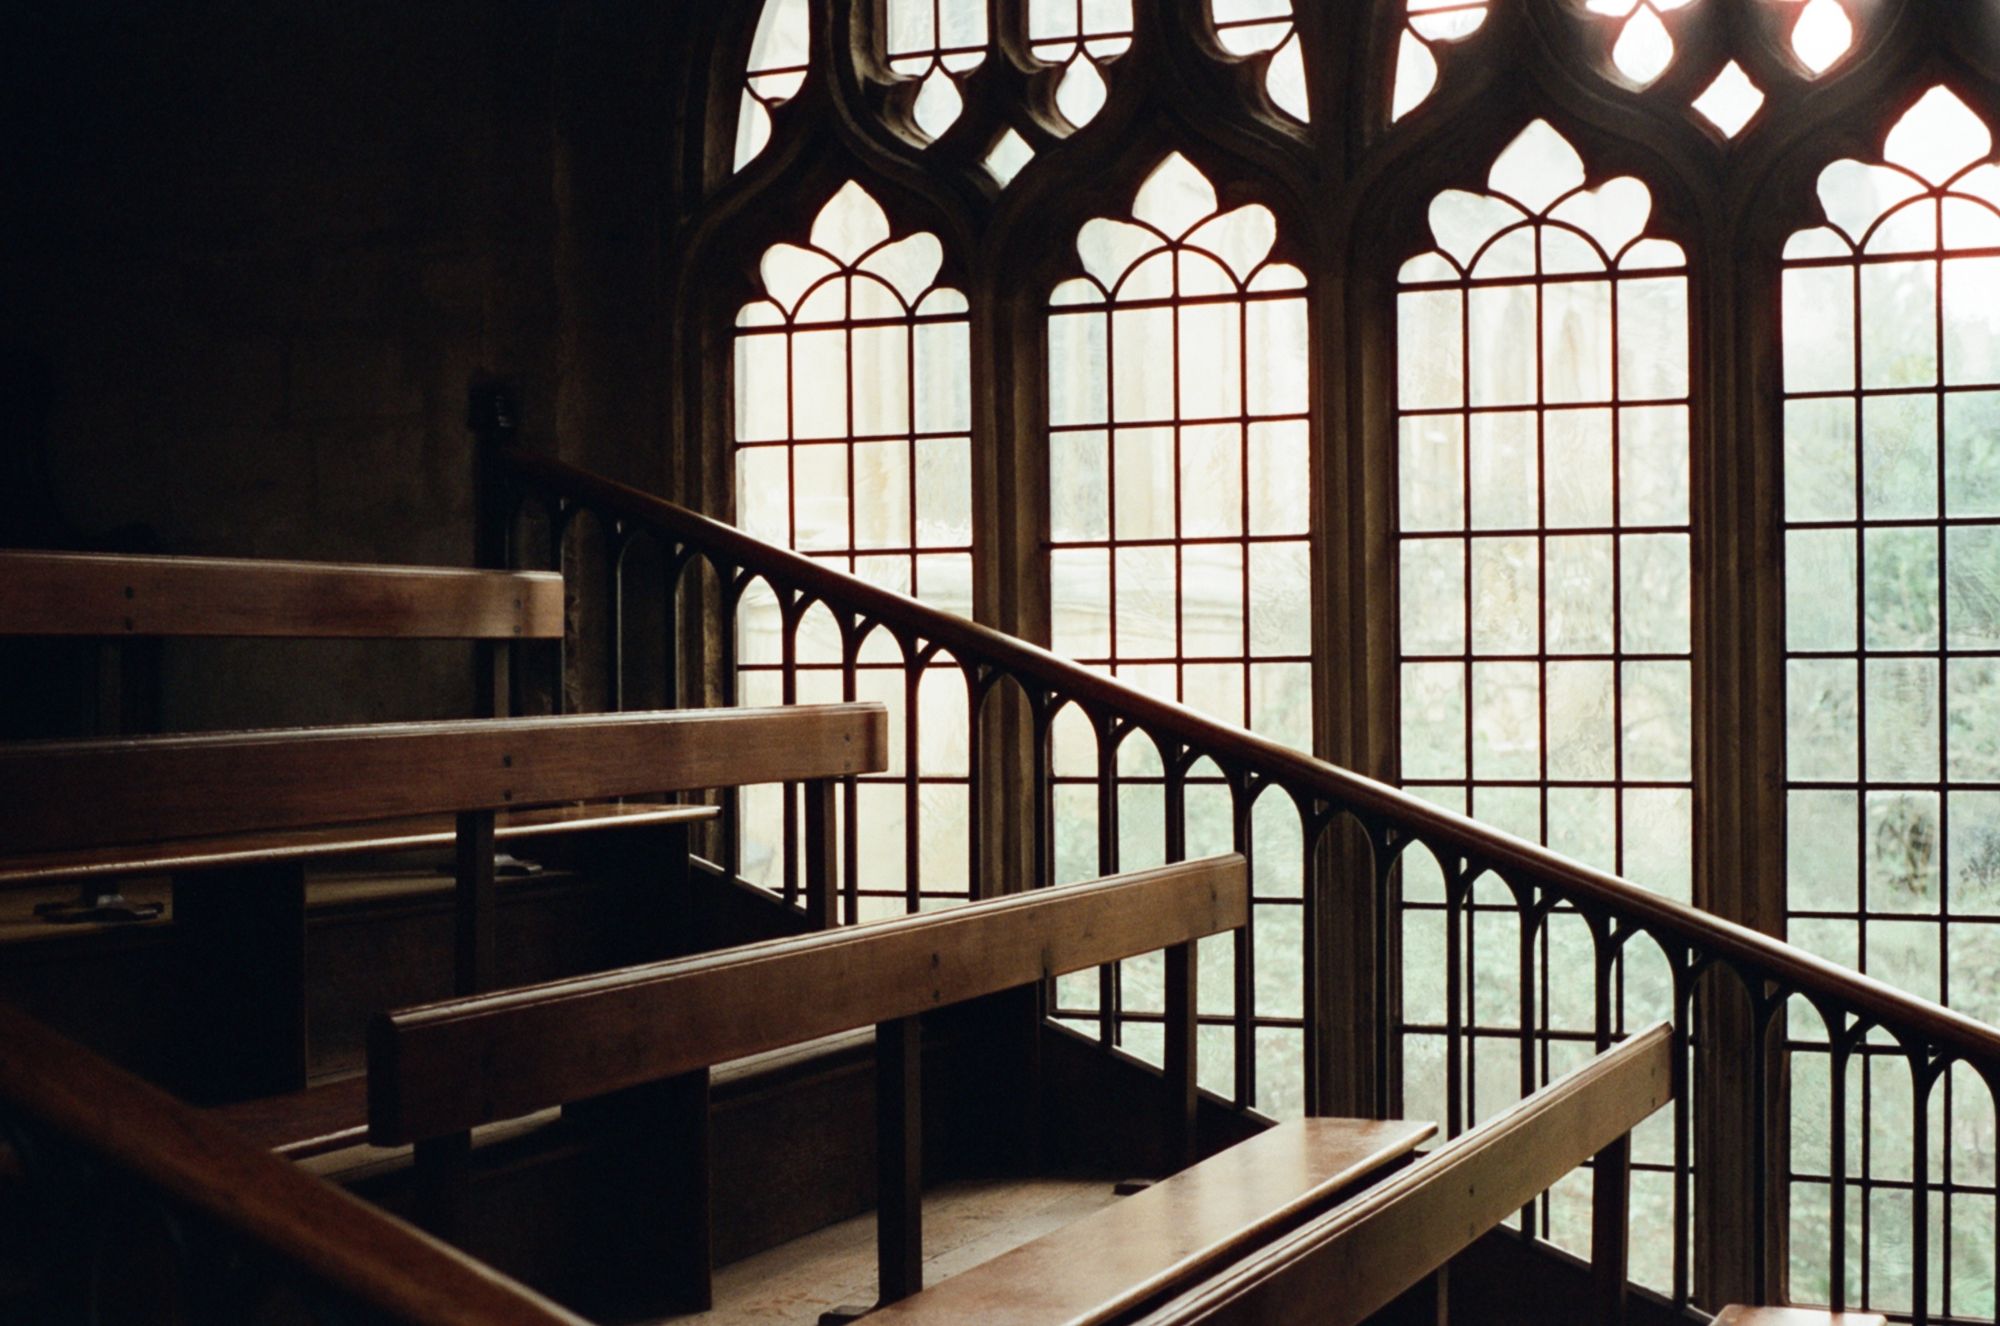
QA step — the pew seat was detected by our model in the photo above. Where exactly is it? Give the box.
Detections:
[0,801,719,890]
[863,1117,1436,1326]
[1711,1310,1888,1325]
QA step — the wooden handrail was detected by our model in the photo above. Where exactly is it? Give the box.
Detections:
[1125,1023,1675,1326]
[0,549,563,639]
[0,1002,589,1326]
[496,447,2000,1070]
[0,704,886,854]
[368,854,1248,1145]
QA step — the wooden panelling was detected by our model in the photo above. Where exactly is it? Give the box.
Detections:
[369,856,1248,1145]
[0,1003,587,1326]
[864,1117,1436,1326]
[1130,1024,1674,1326]
[0,705,884,853]
[0,550,563,640]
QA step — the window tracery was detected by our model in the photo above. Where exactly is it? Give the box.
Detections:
[1028,0,1133,129]
[1210,0,1307,122]
[1782,85,2000,1317]
[734,0,809,172]
[702,5,2000,1313]
[732,183,976,914]
[1393,118,1692,1290]
[1045,152,1312,1115]
[885,0,989,141]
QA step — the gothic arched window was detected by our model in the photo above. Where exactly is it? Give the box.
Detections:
[695,3,2000,1315]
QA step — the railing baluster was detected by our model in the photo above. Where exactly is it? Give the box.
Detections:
[1094,711,1120,1049]
[1831,1014,1854,1312]
[1232,781,1258,1112]
[719,564,744,880]
[1164,743,1194,1165]
[1030,693,1054,891]
[1445,859,1466,1140]
[840,616,861,926]
[964,665,985,901]
[779,589,800,908]
[1751,989,1777,1305]
[903,644,924,916]
[1912,1053,1937,1326]
[1518,886,1540,1240]
[609,523,627,711]
[660,550,686,711]
[1672,951,1694,1310]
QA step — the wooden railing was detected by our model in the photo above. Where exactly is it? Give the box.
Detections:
[0,1001,587,1326]
[485,432,2000,1323]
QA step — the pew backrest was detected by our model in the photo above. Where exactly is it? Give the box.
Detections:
[0,704,886,855]
[0,549,562,639]
[1127,1022,1674,1326]
[367,854,1250,1146]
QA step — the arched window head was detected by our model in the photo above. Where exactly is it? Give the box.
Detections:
[1395,126,1691,1264]
[885,0,989,141]
[732,182,974,909]
[1045,153,1311,1113]
[1029,0,1133,130]
[733,180,971,596]
[1211,0,1308,123]
[1779,88,2000,1308]
[1393,1,1489,122]
[735,0,809,172]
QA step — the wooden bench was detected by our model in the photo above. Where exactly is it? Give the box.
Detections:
[861,1117,1435,1326]
[0,547,563,923]
[0,704,886,1103]
[366,854,1250,1316]
[0,1000,588,1326]
[1124,1023,1674,1326]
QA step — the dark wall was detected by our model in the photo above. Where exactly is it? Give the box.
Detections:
[0,1,696,731]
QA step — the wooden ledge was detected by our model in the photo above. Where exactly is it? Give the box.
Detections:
[1712,1310,1888,1325]
[0,802,719,888]
[0,549,564,640]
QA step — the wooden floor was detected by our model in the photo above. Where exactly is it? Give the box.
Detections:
[663,1176,1127,1325]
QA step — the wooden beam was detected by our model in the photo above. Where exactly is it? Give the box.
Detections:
[368,855,1248,1146]
[0,550,563,640]
[1129,1024,1673,1326]
[0,705,886,854]
[0,1003,588,1326]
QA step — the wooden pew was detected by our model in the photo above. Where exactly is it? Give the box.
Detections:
[860,1117,1436,1326]
[0,704,885,1103]
[1124,1023,1674,1326]
[0,547,563,924]
[366,855,1251,1315]
[0,1001,588,1326]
